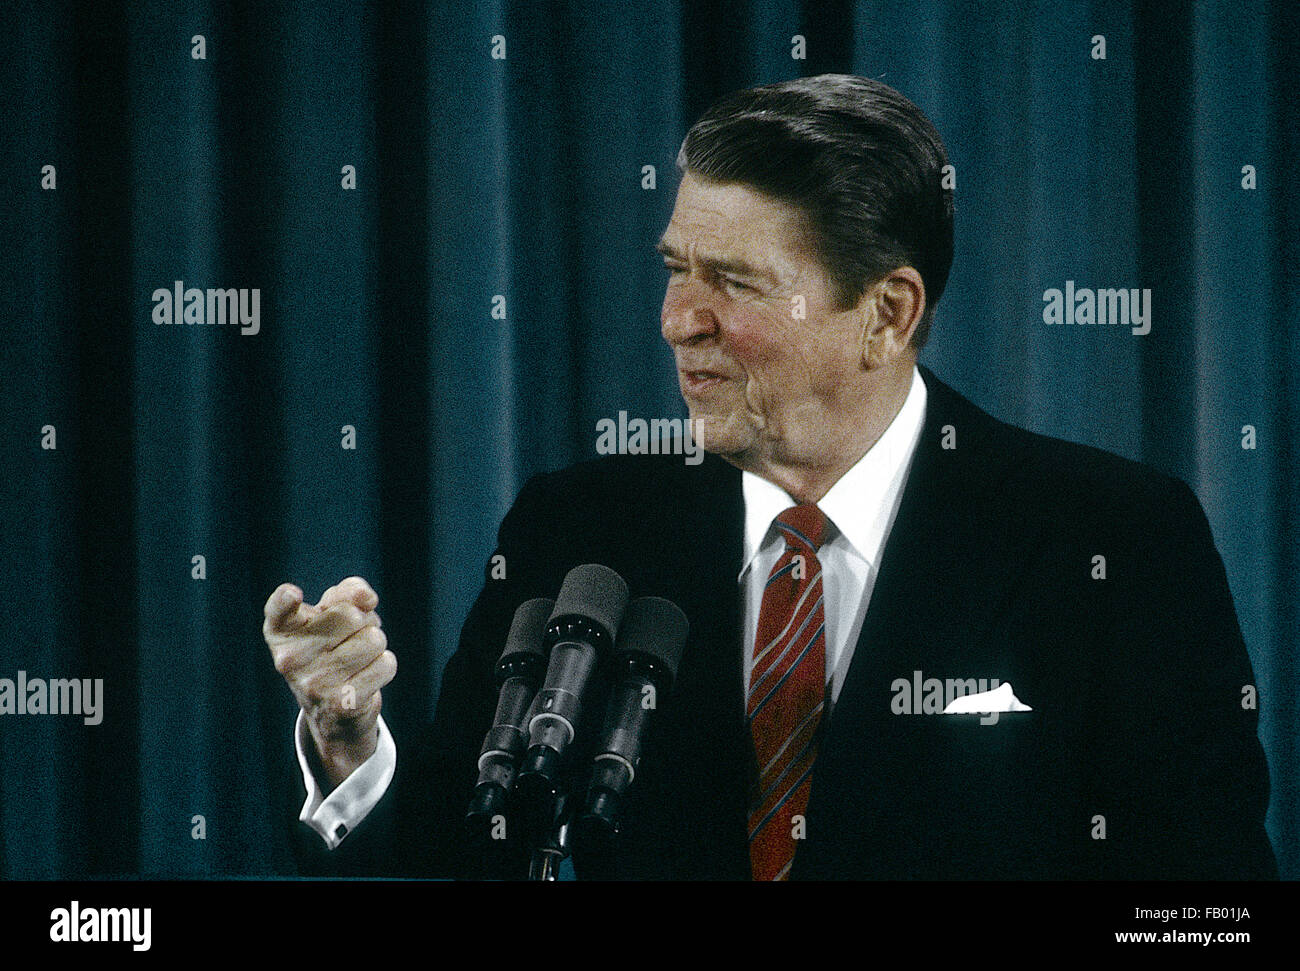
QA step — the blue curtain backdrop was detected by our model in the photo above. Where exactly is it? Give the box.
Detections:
[1,0,1294,878]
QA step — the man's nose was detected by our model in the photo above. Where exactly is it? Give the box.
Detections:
[661,284,720,344]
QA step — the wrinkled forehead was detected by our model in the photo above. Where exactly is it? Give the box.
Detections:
[659,172,816,275]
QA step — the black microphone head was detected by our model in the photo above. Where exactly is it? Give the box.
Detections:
[499,598,554,664]
[548,564,629,644]
[616,596,688,679]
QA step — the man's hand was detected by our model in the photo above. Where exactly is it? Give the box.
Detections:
[263,576,397,792]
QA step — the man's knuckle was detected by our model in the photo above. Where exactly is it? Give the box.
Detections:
[301,670,334,705]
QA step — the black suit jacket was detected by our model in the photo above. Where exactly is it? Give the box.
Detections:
[296,366,1277,879]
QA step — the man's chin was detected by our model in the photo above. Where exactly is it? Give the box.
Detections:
[687,412,755,459]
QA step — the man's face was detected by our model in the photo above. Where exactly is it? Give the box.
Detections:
[658,172,870,470]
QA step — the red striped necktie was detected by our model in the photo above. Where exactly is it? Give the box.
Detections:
[747,503,829,881]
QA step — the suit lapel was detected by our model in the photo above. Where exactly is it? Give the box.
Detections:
[792,367,1049,877]
[828,365,1039,723]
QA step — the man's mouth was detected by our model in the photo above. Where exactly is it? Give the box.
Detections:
[680,369,728,393]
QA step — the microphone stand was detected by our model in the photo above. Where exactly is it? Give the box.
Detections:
[527,793,572,881]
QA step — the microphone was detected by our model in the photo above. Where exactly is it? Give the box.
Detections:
[514,564,629,846]
[465,597,554,834]
[573,597,688,868]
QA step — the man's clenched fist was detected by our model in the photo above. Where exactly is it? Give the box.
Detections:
[263,576,397,791]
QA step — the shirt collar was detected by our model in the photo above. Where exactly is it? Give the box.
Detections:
[739,365,928,579]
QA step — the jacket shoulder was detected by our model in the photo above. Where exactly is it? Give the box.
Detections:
[933,374,1201,534]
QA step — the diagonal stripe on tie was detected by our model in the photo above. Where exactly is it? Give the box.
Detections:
[750,593,823,696]
[751,722,821,825]
[758,699,824,778]
[749,759,817,842]
[748,503,829,881]
[752,571,822,672]
[748,622,825,719]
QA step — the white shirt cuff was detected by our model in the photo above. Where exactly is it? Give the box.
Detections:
[295,710,397,850]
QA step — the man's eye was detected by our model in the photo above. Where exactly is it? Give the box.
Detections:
[664,264,686,276]
[722,276,753,294]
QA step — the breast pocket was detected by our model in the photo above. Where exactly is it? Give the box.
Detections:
[916,710,1079,876]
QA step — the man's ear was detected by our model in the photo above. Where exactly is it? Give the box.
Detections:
[858,266,926,369]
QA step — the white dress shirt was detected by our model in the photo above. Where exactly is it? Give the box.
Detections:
[297,366,928,847]
[740,365,927,708]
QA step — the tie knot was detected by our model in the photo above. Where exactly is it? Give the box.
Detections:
[774,504,827,553]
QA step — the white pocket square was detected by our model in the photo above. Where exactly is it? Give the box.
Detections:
[942,681,1033,714]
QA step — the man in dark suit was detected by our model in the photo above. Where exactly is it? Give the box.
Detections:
[263,75,1276,879]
